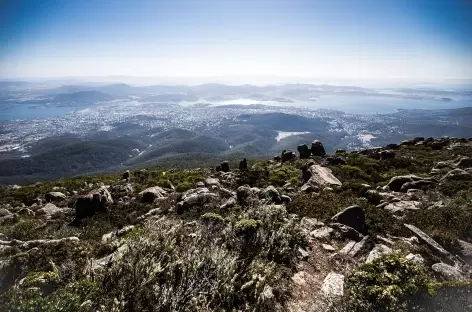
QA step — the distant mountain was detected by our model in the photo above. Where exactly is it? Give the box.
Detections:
[52,91,115,105]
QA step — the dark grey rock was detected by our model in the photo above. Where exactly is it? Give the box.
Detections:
[331,205,365,232]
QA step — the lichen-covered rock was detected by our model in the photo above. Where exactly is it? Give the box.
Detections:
[304,165,342,188]
[365,244,393,263]
[432,263,466,281]
[262,185,282,203]
[176,188,219,214]
[322,272,344,297]
[36,203,65,219]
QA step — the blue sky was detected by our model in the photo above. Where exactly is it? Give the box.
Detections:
[0,0,471,80]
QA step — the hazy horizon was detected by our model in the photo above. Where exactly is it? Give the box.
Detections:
[1,0,472,80]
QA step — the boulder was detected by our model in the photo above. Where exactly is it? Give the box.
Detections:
[311,227,334,240]
[220,197,237,211]
[45,192,66,202]
[311,140,326,157]
[73,187,113,225]
[176,188,219,214]
[404,224,451,259]
[457,239,472,266]
[331,205,365,232]
[263,185,282,203]
[440,168,471,183]
[406,253,425,264]
[400,180,435,192]
[138,186,167,203]
[281,150,297,162]
[297,144,311,159]
[384,201,421,215]
[432,263,466,281]
[236,185,253,205]
[205,177,220,188]
[0,208,11,217]
[0,214,19,226]
[340,236,374,257]
[386,175,424,192]
[122,170,130,180]
[36,203,65,218]
[304,165,342,188]
[331,223,363,241]
[239,158,248,171]
[220,161,230,172]
[321,272,344,297]
[455,157,472,169]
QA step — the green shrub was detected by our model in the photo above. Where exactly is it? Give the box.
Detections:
[175,181,193,192]
[346,254,429,312]
[201,212,225,224]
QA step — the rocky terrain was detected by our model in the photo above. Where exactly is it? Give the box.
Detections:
[1,136,472,311]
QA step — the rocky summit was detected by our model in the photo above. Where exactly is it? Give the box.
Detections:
[1,136,472,311]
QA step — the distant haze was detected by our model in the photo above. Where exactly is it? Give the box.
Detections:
[1,0,472,80]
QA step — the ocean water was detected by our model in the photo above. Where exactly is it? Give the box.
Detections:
[0,104,78,121]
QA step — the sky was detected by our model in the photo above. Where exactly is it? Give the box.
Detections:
[0,0,471,81]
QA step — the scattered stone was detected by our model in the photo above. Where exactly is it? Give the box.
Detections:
[400,180,435,192]
[440,168,471,182]
[138,186,167,203]
[196,181,205,188]
[386,175,424,192]
[322,244,336,252]
[404,223,451,259]
[311,227,334,240]
[406,253,425,264]
[432,263,466,281]
[455,157,472,169]
[365,244,393,263]
[384,201,421,215]
[297,144,311,159]
[0,208,11,217]
[36,203,64,218]
[280,194,292,203]
[101,225,135,243]
[45,192,66,202]
[0,214,19,226]
[457,239,472,266]
[220,197,237,211]
[311,140,326,157]
[17,208,34,216]
[331,223,364,241]
[341,236,373,257]
[322,272,344,297]
[331,205,365,232]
